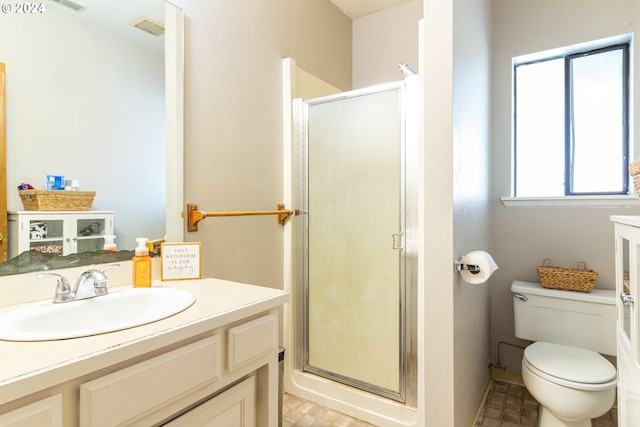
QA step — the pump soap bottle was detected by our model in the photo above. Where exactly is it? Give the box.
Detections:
[103,235,117,252]
[132,237,152,288]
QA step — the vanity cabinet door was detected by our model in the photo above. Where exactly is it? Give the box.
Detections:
[228,312,278,372]
[163,376,255,427]
[0,395,62,427]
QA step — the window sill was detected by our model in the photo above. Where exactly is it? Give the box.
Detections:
[501,195,640,207]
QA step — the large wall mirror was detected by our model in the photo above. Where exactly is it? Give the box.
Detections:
[0,0,183,274]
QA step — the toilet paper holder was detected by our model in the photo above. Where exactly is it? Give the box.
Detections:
[454,259,481,274]
[454,251,499,284]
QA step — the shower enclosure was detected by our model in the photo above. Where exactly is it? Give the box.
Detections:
[293,79,418,405]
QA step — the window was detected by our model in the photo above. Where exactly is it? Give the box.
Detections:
[513,42,629,197]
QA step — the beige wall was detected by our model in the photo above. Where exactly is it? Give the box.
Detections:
[420,0,493,424]
[452,0,493,423]
[422,0,456,423]
[293,67,342,99]
[421,0,493,423]
[352,0,422,88]
[170,0,351,288]
[490,0,640,374]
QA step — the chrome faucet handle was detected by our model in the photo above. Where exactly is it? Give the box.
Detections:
[74,270,107,299]
[97,264,120,291]
[95,264,120,295]
[36,272,73,303]
[99,264,120,274]
[75,264,121,299]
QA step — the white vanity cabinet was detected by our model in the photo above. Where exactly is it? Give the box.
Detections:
[7,211,114,258]
[612,215,640,425]
[0,395,62,427]
[0,279,287,427]
[80,313,277,426]
[164,376,255,426]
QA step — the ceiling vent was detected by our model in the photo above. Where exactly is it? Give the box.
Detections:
[50,0,86,12]
[130,16,165,37]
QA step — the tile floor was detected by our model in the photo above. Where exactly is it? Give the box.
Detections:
[474,380,539,426]
[283,393,377,426]
[284,380,618,427]
[474,380,617,427]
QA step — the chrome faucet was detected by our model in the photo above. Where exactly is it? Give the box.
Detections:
[36,264,120,303]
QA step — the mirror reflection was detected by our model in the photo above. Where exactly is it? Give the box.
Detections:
[0,0,169,274]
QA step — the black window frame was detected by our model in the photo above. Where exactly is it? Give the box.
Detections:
[513,42,630,196]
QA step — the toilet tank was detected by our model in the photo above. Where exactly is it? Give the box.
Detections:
[511,281,616,356]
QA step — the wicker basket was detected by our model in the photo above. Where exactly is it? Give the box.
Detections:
[630,158,640,195]
[537,258,598,293]
[19,190,95,211]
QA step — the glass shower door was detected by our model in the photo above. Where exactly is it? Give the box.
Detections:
[297,83,405,401]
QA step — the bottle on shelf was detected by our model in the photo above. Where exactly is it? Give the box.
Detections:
[103,235,117,252]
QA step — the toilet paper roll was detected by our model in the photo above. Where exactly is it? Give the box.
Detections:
[459,251,498,284]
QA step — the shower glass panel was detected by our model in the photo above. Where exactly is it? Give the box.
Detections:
[298,83,406,401]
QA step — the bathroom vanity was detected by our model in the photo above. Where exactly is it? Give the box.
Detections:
[0,277,288,426]
[612,215,640,426]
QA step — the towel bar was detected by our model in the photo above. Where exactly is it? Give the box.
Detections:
[184,203,293,231]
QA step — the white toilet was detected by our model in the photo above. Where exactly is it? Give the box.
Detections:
[511,281,617,427]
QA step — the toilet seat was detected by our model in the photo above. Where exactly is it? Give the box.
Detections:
[523,342,616,391]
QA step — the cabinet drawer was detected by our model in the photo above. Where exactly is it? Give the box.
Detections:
[0,395,62,427]
[228,313,277,372]
[80,335,220,427]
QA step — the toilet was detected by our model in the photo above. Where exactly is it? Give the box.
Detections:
[511,281,617,427]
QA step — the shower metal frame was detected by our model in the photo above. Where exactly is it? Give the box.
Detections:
[292,80,418,406]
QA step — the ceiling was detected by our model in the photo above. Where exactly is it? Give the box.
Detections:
[44,0,412,53]
[45,0,164,53]
[329,0,413,19]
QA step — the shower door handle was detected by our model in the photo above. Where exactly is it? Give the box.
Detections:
[392,233,403,251]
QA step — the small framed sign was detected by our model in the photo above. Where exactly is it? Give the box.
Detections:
[161,242,202,281]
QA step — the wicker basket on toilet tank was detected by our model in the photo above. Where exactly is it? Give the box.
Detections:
[537,258,598,293]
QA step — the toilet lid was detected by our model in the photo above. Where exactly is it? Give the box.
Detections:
[524,342,616,384]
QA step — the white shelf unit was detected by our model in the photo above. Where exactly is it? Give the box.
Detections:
[8,211,114,259]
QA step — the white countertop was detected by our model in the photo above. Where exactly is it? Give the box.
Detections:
[611,215,640,227]
[0,277,289,406]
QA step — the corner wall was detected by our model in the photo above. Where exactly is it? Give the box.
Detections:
[420,0,494,424]
[421,0,456,423]
[452,0,493,423]
[352,0,422,88]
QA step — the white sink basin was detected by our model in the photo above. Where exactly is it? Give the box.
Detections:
[0,287,195,341]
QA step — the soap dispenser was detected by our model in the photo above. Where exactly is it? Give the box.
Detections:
[103,235,117,252]
[132,237,152,288]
